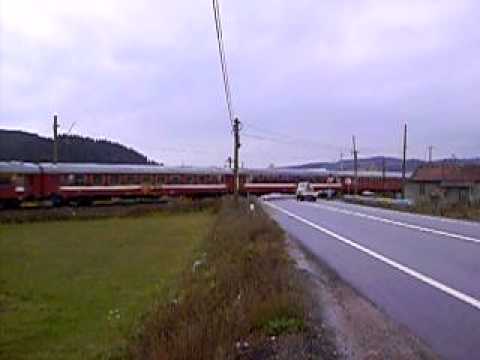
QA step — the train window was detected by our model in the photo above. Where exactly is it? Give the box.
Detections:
[186,176,193,184]
[73,174,86,185]
[60,174,75,185]
[156,175,165,184]
[142,175,151,184]
[110,175,120,185]
[11,175,25,187]
[93,175,103,185]
[0,174,12,185]
[170,175,180,184]
[126,175,136,184]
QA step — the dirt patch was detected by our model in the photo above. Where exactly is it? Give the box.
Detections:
[287,237,439,360]
[234,264,339,360]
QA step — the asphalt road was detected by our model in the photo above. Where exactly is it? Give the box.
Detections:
[264,198,480,360]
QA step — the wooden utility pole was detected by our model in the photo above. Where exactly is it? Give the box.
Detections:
[402,123,407,199]
[233,118,241,199]
[352,136,358,195]
[53,114,59,163]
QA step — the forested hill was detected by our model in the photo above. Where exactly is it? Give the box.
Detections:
[0,130,155,164]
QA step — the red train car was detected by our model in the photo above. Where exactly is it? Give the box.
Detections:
[241,168,343,195]
[0,162,231,207]
[0,162,406,208]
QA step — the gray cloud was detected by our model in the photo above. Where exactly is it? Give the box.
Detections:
[1,0,479,166]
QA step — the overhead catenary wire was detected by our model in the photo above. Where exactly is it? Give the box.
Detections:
[211,0,241,198]
[243,121,404,156]
[212,0,235,127]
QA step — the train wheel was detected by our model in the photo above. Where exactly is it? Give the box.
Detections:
[50,194,64,207]
[3,199,20,209]
[78,198,93,207]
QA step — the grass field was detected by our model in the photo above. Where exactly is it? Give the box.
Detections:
[0,210,214,359]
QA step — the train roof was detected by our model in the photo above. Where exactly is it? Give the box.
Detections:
[0,162,231,175]
[242,167,410,178]
[241,168,329,176]
[0,162,42,174]
[335,170,412,178]
[0,161,411,178]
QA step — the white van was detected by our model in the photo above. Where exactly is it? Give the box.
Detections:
[296,182,317,201]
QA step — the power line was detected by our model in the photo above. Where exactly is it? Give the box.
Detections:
[243,121,400,155]
[212,0,235,127]
[243,124,347,152]
[211,0,241,198]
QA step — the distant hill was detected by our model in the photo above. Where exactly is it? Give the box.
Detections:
[287,156,480,172]
[0,130,155,164]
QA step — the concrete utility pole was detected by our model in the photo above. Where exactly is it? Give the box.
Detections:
[428,145,434,162]
[53,113,59,163]
[402,123,407,199]
[233,117,241,200]
[382,156,386,193]
[340,152,344,171]
[226,156,232,169]
[352,135,358,195]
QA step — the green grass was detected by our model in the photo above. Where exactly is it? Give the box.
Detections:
[0,211,214,360]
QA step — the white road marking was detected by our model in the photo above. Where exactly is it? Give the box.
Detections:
[333,200,480,227]
[60,185,142,191]
[265,201,480,311]
[304,202,480,245]
[59,184,227,191]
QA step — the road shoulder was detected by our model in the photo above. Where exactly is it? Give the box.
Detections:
[287,234,440,360]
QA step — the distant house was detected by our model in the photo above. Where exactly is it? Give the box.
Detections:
[405,164,480,205]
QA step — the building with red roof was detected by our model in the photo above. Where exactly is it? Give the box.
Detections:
[405,164,480,204]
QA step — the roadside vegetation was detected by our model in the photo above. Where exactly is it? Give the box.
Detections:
[0,198,216,224]
[410,200,480,221]
[0,208,214,359]
[343,195,480,222]
[131,197,316,359]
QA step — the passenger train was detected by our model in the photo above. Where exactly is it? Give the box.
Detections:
[0,162,406,207]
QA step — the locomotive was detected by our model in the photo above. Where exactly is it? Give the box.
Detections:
[0,161,405,207]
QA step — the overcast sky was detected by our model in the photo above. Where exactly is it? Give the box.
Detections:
[1,0,479,167]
